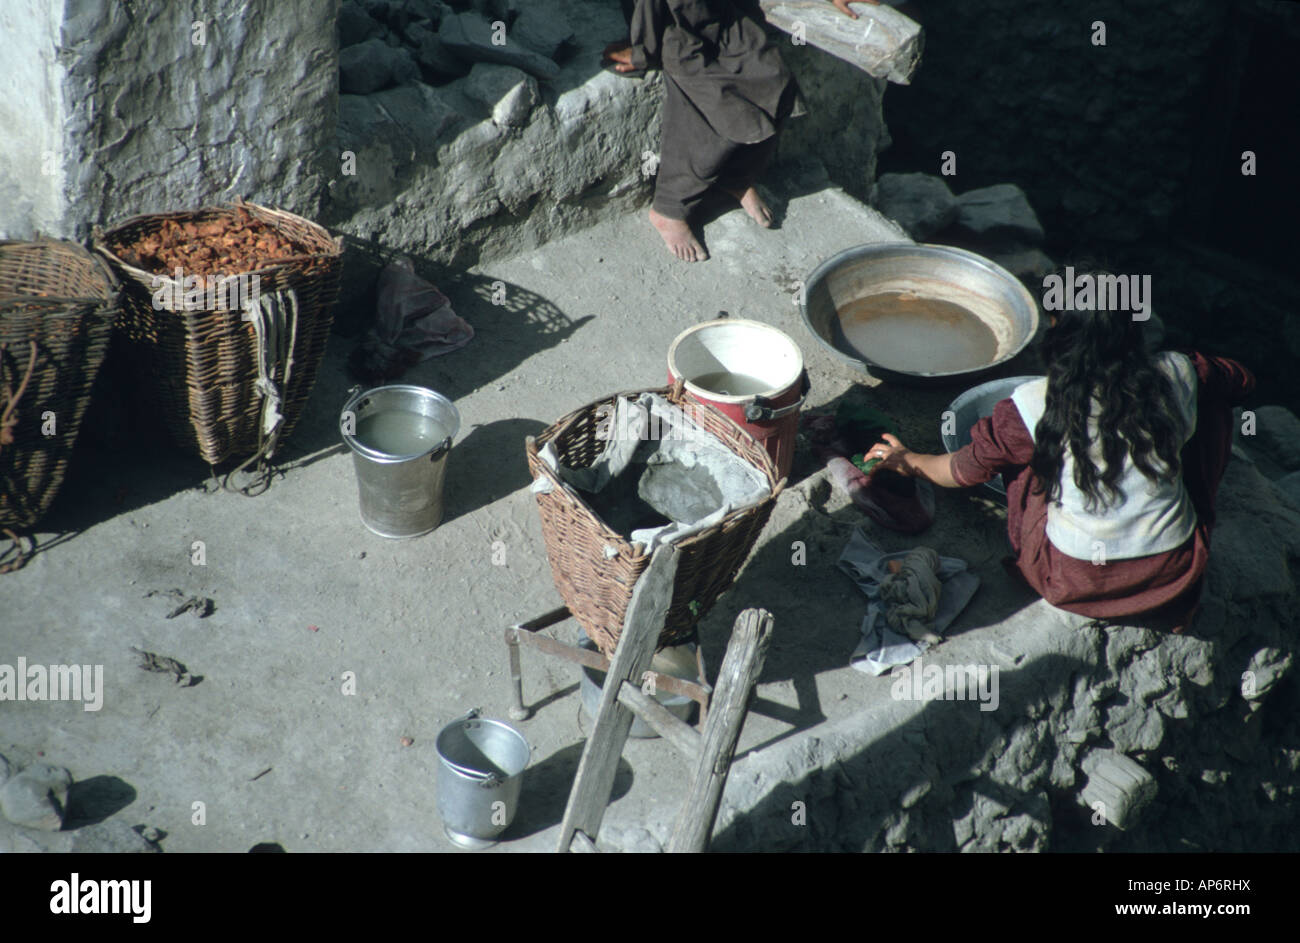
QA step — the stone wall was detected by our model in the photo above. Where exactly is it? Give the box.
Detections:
[0,1,65,240]
[0,0,890,266]
[324,0,892,269]
[712,455,1300,852]
[0,0,339,242]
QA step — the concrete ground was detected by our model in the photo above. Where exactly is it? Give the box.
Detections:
[1,177,1049,852]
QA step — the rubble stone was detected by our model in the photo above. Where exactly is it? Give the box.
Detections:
[1079,749,1157,830]
[71,820,161,853]
[0,764,72,832]
[870,172,958,240]
[340,37,420,94]
[955,183,1046,244]
[439,12,561,81]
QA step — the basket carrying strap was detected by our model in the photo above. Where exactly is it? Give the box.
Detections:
[247,286,298,444]
[220,288,299,495]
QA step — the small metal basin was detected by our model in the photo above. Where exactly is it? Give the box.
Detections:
[800,243,1040,382]
[941,375,1043,498]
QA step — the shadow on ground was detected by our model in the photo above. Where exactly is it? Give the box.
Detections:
[504,742,633,842]
[26,254,585,566]
[63,774,137,829]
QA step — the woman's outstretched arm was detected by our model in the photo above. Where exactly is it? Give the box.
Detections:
[866,433,962,488]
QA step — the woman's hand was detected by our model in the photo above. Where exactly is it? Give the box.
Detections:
[866,433,911,473]
[832,0,881,19]
[867,434,962,488]
[603,42,636,73]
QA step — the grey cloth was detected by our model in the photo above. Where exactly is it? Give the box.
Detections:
[535,392,770,552]
[622,0,798,219]
[837,526,981,676]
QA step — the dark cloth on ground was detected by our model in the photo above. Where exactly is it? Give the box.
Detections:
[950,351,1256,631]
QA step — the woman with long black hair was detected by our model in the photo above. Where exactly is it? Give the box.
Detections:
[866,300,1255,632]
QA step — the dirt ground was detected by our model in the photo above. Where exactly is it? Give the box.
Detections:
[1,179,1048,852]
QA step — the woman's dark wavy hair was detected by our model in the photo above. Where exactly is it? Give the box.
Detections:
[1029,282,1187,511]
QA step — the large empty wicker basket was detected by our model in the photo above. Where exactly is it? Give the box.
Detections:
[0,240,120,531]
[525,383,785,657]
[94,200,343,466]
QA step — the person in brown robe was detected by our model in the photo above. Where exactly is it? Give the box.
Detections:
[606,1,872,262]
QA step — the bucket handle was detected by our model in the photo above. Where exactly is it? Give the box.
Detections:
[744,370,811,423]
[430,436,452,460]
[450,708,506,789]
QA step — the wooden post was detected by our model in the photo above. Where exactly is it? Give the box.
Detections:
[667,608,774,853]
[758,1,923,84]
[556,545,680,853]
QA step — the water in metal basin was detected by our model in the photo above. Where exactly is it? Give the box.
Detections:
[834,291,998,374]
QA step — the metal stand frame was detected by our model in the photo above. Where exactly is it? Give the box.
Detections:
[504,605,713,731]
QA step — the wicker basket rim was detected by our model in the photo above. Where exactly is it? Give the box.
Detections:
[0,294,117,310]
[92,200,343,286]
[0,238,122,301]
[525,385,786,561]
[533,384,781,470]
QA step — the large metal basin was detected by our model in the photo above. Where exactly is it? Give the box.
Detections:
[800,243,1040,382]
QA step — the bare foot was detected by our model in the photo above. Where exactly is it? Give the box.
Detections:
[727,186,773,228]
[649,209,708,262]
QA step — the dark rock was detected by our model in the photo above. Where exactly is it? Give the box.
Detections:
[439,12,561,81]
[0,763,72,831]
[954,183,1045,245]
[71,819,160,853]
[383,4,411,35]
[1253,405,1300,471]
[471,0,518,23]
[405,20,432,47]
[511,7,574,60]
[415,31,471,81]
[407,0,452,26]
[988,244,1055,283]
[871,172,958,240]
[369,84,467,149]
[339,1,385,48]
[1275,471,1300,509]
[340,37,420,94]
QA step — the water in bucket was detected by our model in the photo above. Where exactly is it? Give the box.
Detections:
[688,371,772,397]
[355,409,448,457]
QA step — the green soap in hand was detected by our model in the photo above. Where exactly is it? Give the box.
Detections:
[852,453,883,476]
[837,401,897,476]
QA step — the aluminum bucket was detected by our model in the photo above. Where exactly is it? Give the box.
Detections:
[340,384,461,538]
[436,710,530,848]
